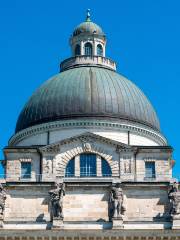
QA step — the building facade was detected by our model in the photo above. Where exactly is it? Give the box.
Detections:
[0,10,180,240]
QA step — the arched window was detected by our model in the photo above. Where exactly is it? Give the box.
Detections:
[64,154,112,178]
[74,44,81,56]
[102,159,112,177]
[97,44,103,56]
[65,158,75,177]
[80,153,96,177]
[84,42,92,56]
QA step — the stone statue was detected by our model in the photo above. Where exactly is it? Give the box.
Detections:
[109,183,125,220]
[0,184,6,215]
[49,182,65,221]
[83,142,92,152]
[168,182,180,218]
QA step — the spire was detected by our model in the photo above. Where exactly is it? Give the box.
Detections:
[86,9,91,22]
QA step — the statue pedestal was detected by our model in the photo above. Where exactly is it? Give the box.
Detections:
[172,215,180,229]
[112,217,124,229]
[52,217,64,229]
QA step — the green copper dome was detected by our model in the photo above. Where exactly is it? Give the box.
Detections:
[15,66,160,133]
[73,10,105,37]
[73,21,105,37]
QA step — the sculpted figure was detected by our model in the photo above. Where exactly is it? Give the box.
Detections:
[0,184,6,215]
[49,182,65,221]
[110,183,125,219]
[168,182,180,217]
[83,142,92,152]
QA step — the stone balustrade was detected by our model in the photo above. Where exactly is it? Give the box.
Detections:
[60,55,116,72]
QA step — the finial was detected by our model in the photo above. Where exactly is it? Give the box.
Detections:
[86,9,91,22]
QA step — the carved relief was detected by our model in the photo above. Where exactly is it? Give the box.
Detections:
[56,157,62,176]
[0,184,6,216]
[43,156,53,175]
[122,156,132,174]
[83,142,92,152]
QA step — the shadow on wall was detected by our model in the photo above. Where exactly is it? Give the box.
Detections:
[36,213,46,223]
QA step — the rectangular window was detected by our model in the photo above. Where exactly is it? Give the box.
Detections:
[80,154,96,177]
[145,162,155,179]
[21,162,31,179]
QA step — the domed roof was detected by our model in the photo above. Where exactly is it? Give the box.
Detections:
[73,21,105,37]
[15,67,160,133]
[73,9,105,37]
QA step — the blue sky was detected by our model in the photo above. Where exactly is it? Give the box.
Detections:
[0,0,179,177]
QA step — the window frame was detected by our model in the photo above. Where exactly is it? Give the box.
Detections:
[97,44,103,56]
[101,158,112,177]
[21,162,31,179]
[65,158,75,177]
[145,161,156,179]
[64,153,112,178]
[84,42,93,56]
[80,153,96,177]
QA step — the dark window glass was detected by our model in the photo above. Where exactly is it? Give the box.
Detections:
[102,159,112,177]
[65,158,75,177]
[75,44,81,56]
[21,162,31,179]
[84,42,92,56]
[97,44,103,56]
[145,162,155,178]
[80,154,96,177]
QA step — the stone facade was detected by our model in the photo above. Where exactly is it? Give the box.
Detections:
[4,133,172,183]
[1,182,174,227]
[1,9,179,239]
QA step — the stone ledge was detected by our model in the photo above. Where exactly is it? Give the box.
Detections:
[0,228,180,236]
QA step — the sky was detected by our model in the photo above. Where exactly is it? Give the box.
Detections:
[0,0,179,178]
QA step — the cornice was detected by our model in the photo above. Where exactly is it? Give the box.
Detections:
[9,119,167,147]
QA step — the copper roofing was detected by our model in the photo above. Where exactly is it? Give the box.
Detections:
[73,21,105,37]
[15,66,160,133]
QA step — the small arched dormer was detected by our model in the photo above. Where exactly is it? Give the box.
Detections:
[74,44,81,56]
[65,153,112,177]
[97,44,103,56]
[84,42,93,56]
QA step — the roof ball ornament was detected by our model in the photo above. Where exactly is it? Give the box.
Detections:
[86,9,91,22]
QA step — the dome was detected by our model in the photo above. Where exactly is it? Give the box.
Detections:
[15,66,160,133]
[73,21,105,37]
